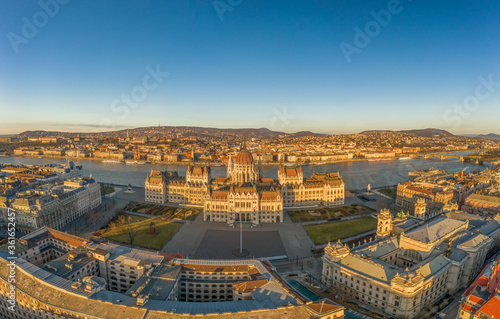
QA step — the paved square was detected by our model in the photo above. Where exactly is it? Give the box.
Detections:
[194,229,286,259]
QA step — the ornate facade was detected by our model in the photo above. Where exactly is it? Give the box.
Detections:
[227,146,261,184]
[396,181,455,219]
[145,146,345,226]
[322,210,500,319]
[0,177,101,234]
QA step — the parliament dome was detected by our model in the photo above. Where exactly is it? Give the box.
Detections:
[235,149,254,165]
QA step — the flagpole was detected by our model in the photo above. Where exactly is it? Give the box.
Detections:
[240,214,242,254]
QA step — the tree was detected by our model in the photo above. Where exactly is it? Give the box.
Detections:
[125,223,137,248]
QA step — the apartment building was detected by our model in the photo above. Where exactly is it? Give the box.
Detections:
[1,176,101,233]
[0,233,345,319]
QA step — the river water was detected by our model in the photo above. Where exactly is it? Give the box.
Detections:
[0,152,489,190]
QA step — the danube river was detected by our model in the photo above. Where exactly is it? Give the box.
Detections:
[0,152,490,190]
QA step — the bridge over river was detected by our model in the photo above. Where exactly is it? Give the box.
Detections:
[409,151,500,166]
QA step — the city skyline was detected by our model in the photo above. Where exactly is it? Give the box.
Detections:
[1,1,500,135]
[1,2,500,316]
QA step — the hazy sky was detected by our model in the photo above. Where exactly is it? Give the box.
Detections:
[1,0,499,135]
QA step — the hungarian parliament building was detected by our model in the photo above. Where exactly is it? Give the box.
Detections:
[145,146,345,226]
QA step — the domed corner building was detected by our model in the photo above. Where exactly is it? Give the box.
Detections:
[145,144,345,226]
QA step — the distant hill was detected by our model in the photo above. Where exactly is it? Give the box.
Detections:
[400,128,454,138]
[476,133,500,141]
[360,128,454,138]
[15,126,324,140]
[291,131,324,137]
[17,130,81,138]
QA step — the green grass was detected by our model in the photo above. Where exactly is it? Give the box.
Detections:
[101,218,183,250]
[130,204,150,212]
[379,188,397,199]
[304,216,378,245]
[125,202,199,220]
[288,205,374,222]
[100,186,115,196]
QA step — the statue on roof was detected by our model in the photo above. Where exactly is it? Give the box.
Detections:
[396,210,408,219]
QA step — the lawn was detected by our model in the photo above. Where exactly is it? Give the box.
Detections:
[100,218,183,250]
[122,213,148,223]
[100,185,115,196]
[125,202,199,220]
[288,205,373,222]
[304,216,378,245]
[378,188,397,199]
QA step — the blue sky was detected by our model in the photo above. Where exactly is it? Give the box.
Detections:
[1,0,499,135]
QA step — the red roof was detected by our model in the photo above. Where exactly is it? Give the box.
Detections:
[286,169,297,177]
[406,186,435,196]
[48,229,86,248]
[235,149,253,165]
[307,299,342,314]
[233,279,268,292]
[461,256,500,317]
[261,191,279,201]
[211,191,229,200]
[159,252,185,260]
[477,295,500,317]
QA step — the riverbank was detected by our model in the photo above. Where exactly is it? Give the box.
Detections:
[1,154,485,190]
[3,154,369,166]
[0,154,428,167]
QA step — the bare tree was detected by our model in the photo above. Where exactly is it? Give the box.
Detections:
[106,221,112,230]
[125,220,138,248]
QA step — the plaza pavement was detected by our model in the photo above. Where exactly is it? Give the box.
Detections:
[162,209,317,260]
[79,185,389,261]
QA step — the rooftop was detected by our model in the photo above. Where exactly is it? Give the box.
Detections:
[403,217,467,244]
